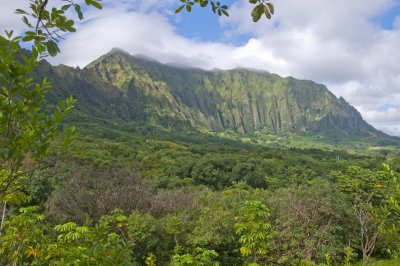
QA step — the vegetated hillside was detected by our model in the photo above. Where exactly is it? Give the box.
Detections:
[36,48,395,145]
[85,49,381,135]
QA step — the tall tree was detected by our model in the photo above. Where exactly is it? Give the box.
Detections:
[235,200,273,264]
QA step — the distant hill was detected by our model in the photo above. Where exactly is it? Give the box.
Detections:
[35,48,394,144]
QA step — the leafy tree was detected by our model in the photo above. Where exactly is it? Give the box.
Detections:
[172,247,220,266]
[0,206,49,265]
[0,0,103,243]
[331,165,399,265]
[127,210,160,264]
[379,164,400,258]
[343,246,356,266]
[0,0,104,223]
[235,200,273,264]
[45,214,132,265]
[267,181,350,264]
[0,34,76,200]
[0,207,133,265]
[163,214,183,247]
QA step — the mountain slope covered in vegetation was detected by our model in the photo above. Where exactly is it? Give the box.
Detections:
[36,48,390,143]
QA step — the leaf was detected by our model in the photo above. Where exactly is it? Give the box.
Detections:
[222,9,229,16]
[22,35,34,42]
[64,19,75,29]
[266,3,274,14]
[57,100,66,109]
[249,0,258,4]
[186,4,192,12]
[200,0,209,7]
[46,40,60,57]
[264,5,271,19]
[251,4,264,22]
[211,1,216,13]
[74,4,84,20]
[175,5,185,13]
[15,9,28,15]
[88,0,102,9]
[22,16,32,27]
[61,4,71,11]
[5,30,13,39]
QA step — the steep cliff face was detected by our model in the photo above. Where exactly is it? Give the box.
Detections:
[79,48,379,137]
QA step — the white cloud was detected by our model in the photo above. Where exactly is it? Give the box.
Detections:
[3,0,400,136]
[360,106,400,136]
[47,5,289,72]
[0,0,29,35]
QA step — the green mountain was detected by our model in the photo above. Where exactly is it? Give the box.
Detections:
[38,48,390,143]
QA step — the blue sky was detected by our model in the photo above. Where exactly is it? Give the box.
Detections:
[171,0,252,44]
[1,0,400,136]
[173,2,228,41]
[375,1,400,29]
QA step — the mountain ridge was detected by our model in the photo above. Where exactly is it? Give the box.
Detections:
[35,47,393,144]
[85,49,382,135]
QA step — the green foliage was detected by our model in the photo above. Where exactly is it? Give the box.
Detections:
[1,165,400,265]
[379,163,400,258]
[175,0,275,21]
[0,207,133,265]
[250,0,275,22]
[343,246,356,266]
[172,247,220,266]
[267,181,351,264]
[331,164,400,265]
[0,0,101,208]
[16,0,102,56]
[0,206,48,265]
[145,252,157,266]
[235,200,272,263]
[176,0,229,17]
[187,192,238,248]
[43,209,132,265]
[330,165,390,204]
[0,33,77,200]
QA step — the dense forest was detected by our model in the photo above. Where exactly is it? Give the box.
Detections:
[2,117,400,265]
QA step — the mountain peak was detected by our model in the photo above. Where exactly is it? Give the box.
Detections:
[108,47,130,56]
[85,48,162,70]
[85,48,130,69]
[132,53,159,63]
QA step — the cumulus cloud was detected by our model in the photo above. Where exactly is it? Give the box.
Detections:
[47,6,288,72]
[360,106,400,136]
[3,0,400,136]
[0,0,29,35]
